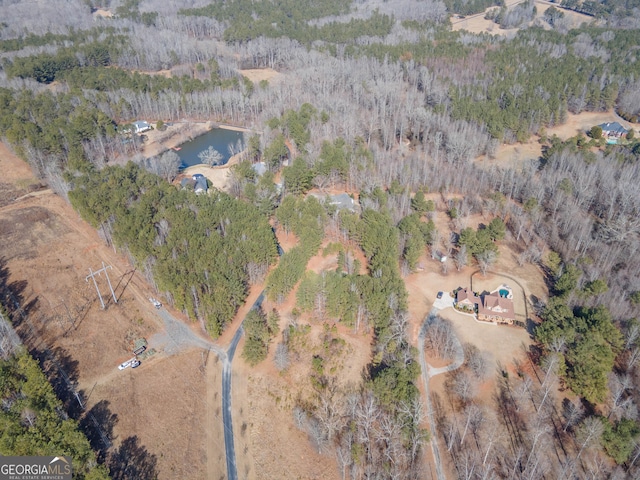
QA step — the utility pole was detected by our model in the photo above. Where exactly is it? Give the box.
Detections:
[86,262,117,309]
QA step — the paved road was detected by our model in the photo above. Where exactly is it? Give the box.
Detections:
[222,329,240,480]
[222,291,264,480]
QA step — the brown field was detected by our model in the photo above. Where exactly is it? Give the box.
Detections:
[93,9,113,18]
[0,142,221,479]
[481,109,637,170]
[451,0,594,36]
[239,68,282,84]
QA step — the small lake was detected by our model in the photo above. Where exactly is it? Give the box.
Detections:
[176,127,245,169]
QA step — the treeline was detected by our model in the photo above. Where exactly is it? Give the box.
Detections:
[57,65,238,95]
[68,162,278,337]
[180,0,395,45]
[290,199,426,478]
[560,0,640,20]
[223,10,394,44]
[445,0,504,16]
[0,88,116,173]
[536,285,621,404]
[4,38,126,83]
[0,27,119,53]
[349,25,637,143]
[450,27,636,140]
[0,308,108,478]
[266,195,326,302]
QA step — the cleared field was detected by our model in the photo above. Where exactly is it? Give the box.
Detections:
[451,0,594,36]
[0,142,216,479]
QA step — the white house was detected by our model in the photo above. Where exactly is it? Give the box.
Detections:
[133,120,151,134]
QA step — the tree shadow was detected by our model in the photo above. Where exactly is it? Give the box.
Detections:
[0,256,35,326]
[80,400,118,463]
[113,269,137,303]
[30,345,84,418]
[108,436,158,480]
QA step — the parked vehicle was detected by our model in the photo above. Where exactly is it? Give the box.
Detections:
[131,360,141,368]
[437,291,443,299]
[118,357,137,370]
[148,297,162,309]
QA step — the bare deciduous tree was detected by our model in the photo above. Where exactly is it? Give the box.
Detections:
[274,342,289,371]
[156,150,181,182]
[198,146,224,167]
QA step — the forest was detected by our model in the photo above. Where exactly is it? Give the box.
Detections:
[0,0,639,477]
[68,162,278,337]
[0,306,109,479]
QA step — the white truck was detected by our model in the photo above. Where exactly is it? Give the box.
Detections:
[118,357,140,370]
[148,297,162,309]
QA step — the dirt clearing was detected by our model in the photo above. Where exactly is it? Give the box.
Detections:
[480,109,636,170]
[181,163,234,192]
[451,0,594,36]
[239,68,281,84]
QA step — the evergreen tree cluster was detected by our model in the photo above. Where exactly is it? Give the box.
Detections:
[457,217,505,261]
[69,163,278,337]
[0,348,110,479]
[241,308,279,365]
[180,0,393,45]
[536,272,623,404]
[266,195,327,302]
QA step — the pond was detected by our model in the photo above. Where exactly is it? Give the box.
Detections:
[175,127,245,169]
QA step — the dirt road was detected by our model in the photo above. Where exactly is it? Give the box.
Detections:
[418,307,466,480]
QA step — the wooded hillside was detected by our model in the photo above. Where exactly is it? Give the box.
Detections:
[1,0,639,477]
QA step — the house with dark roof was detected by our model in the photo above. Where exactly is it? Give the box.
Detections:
[194,177,208,194]
[598,122,628,138]
[180,176,208,194]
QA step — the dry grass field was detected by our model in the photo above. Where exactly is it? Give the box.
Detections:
[0,142,217,479]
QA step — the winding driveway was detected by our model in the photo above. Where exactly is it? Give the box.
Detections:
[222,291,265,480]
[418,307,465,480]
